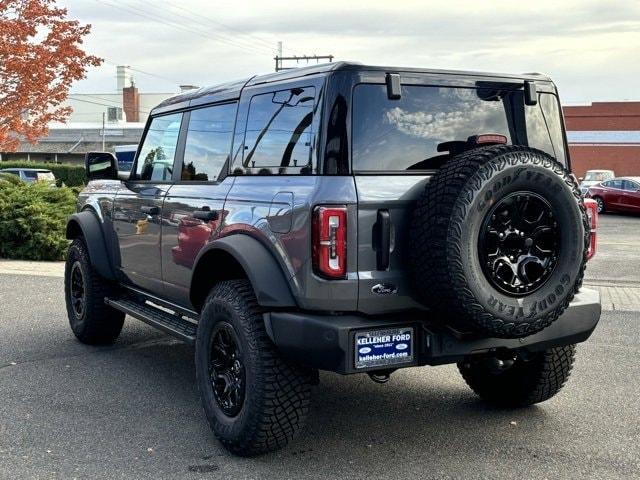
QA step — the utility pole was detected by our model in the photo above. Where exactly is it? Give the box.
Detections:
[101,112,106,151]
[274,43,334,72]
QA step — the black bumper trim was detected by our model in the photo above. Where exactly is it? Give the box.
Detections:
[264,288,601,374]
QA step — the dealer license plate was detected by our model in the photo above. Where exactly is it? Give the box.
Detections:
[354,327,414,369]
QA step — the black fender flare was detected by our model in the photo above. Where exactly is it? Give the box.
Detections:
[193,234,296,308]
[66,211,116,280]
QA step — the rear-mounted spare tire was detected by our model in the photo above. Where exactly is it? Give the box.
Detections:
[410,145,588,339]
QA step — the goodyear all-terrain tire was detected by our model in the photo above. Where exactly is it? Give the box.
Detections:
[195,280,315,456]
[458,345,576,406]
[410,146,589,338]
[65,238,125,344]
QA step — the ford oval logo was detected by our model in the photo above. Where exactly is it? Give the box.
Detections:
[371,283,398,296]
[359,347,372,354]
[395,343,408,351]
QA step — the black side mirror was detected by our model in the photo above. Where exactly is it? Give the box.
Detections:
[85,152,118,180]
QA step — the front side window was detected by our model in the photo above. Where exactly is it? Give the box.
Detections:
[241,87,315,174]
[136,113,183,181]
[181,103,236,181]
[352,84,565,172]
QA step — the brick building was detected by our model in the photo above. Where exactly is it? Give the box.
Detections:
[563,102,640,178]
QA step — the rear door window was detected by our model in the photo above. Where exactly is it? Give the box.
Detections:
[136,113,183,181]
[352,84,565,172]
[181,103,236,182]
[241,87,315,174]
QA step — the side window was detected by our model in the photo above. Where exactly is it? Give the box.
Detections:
[242,87,315,174]
[623,180,639,191]
[181,103,236,182]
[610,179,623,189]
[539,93,567,165]
[135,113,183,181]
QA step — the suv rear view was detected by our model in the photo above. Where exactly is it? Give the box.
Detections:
[65,62,601,456]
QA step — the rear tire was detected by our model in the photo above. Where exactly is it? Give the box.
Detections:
[458,345,576,407]
[64,238,125,345]
[195,280,315,456]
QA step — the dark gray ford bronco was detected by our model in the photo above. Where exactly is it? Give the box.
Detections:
[65,62,601,456]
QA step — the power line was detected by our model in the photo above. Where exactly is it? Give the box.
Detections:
[67,96,151,114]
[92,0,274,57]
[133,0,279,54]
[152,0,282,53]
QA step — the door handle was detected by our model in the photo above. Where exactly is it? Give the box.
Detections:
[192,207,219,221]
[140,206,159,215]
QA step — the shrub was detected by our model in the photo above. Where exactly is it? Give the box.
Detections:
[0,161,86,186]
[0,180,77,261]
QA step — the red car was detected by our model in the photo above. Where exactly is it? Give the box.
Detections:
[586,176,640,214]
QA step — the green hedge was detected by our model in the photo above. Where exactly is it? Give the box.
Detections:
[0,176,77,261]
[0,161,86,187]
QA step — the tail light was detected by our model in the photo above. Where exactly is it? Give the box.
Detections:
[584,199,598,260]
[312,206,347,279]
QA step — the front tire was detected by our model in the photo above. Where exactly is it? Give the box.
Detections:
[65,238,125,344]
[195,280,315,456]
[594,196,605,213]
[458,345,576,407]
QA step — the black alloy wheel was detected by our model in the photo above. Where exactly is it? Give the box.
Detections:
[478,191,559,297]
[209,322,246,417]
[69,261,86,318]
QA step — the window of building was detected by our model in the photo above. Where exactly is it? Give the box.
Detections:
[241,87,315,174]
[180,103,236,182]
[136,113,183,181]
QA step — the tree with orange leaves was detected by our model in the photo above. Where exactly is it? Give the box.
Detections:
[0,0,102,151]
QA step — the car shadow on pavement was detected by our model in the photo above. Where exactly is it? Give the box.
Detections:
[77,332,555,464]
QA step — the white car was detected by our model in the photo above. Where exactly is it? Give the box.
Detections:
[0,168,56,185]
[580,169,615,194]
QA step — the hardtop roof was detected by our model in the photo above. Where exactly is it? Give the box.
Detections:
[152,61,553,113]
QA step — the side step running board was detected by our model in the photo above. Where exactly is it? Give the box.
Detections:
[105,296,198,344]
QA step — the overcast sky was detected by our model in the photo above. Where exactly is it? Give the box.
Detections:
[61,0,640,104]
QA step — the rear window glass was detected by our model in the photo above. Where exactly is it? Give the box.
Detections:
[584,171,613,181]
[352,84,565,172]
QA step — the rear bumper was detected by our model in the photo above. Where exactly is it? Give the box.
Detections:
[264,288,601,374]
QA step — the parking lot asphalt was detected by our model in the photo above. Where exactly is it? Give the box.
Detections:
[584,212,640,286]
[0,213,639,479]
